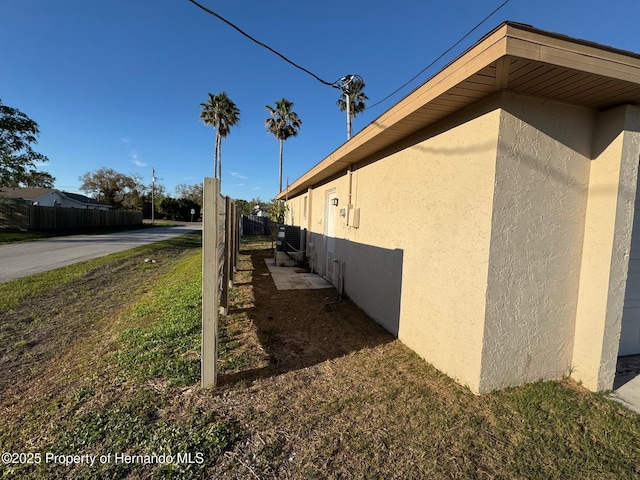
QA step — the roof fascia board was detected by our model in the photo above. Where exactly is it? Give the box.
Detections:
[279,25,510,199]
[280,22,640,200]
[504,24,640,83]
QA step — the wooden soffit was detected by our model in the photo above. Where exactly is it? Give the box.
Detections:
[280,22,640,199]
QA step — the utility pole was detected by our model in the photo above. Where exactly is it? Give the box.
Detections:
[341,75,353,140]
[151,167,156,225]
[345,88,351,140]
[340,74,363,140]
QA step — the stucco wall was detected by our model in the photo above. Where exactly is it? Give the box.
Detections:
[286,93,640,394]
[287,97,502,392]
[573,105,640,391]
[479,93,593,392]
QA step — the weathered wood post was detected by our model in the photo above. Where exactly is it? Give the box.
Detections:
[233,202,239,269]
[221,196,232,315]
[201,177,219,388]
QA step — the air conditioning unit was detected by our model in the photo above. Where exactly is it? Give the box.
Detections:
[275,225,307,265]
[276,225,306,253]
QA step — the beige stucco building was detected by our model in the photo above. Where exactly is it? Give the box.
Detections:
[278,22,640,394]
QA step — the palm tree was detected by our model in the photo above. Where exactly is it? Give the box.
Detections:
[265,98,302,193]
[336,77,368,139]
[199,92,240,182]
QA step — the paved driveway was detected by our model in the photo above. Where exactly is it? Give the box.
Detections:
[0,224,201,283]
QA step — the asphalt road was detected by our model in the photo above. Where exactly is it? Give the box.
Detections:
[0,224,202,283]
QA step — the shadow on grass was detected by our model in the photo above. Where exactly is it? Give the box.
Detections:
[218,245,395,386]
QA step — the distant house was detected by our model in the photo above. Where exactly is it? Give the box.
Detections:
[280,22,640,394]
[0,188,111,210]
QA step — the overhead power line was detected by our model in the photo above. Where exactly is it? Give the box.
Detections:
[187,0,512,118]
[365,0,512,111]
[186,0,341,89]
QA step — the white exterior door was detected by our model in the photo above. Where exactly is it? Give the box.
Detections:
[324,189,337,284]
[621,182,640,356]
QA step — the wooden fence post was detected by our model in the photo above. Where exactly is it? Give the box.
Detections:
[221,196,232,315]
[201,177,220,388]
[233,202,239,269]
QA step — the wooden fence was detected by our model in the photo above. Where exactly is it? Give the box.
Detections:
[0,204,142,231]
[241,214,273,236]
[201,178,240,388]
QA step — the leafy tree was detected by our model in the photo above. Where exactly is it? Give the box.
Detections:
[199,92,240,183]
[265,98,302,193]
[234,197,270,216]
[178,197,201,221]
[159,197,181,220]
[0,98,55,187]
[268,197,287,224]
[79,167,143,209]
[336,77,368,138]
[251,198,270,214]
[141,183,166,219]
[234,199,250,216]
[175,183,203,208]
[125,184,148,211]
[21,170,55,188]
[159,196,200,221]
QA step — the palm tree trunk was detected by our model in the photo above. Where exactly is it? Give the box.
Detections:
[214,131,220,179]
[278,139,283,193]
[218,139,223,184]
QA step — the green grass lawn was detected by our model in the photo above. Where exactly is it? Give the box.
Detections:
[0,230,59,243]
[1,234,640,479]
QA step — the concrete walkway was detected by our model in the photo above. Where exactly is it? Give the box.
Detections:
[610,355,640,414]
[265,259,333,290]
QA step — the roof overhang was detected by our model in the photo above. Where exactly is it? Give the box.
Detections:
[279,22,640,200]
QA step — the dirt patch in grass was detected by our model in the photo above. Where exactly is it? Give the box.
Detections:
[202,240,640,479]
[0,259,154,395]
[0,234,202,417]
[3,235,640,479]
[216,242,393,387]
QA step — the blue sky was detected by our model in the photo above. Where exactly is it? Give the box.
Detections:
[2,0,640,202]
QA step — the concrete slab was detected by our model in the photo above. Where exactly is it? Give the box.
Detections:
[609,355,640,414]
[265,259,333,291]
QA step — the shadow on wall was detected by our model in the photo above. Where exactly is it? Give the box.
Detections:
[217,244,396,386]
[331,236,403,337]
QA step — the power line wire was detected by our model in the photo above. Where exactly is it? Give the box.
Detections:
[365,0,512,111]
[186,0,341,89]
[187,0,512,111]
